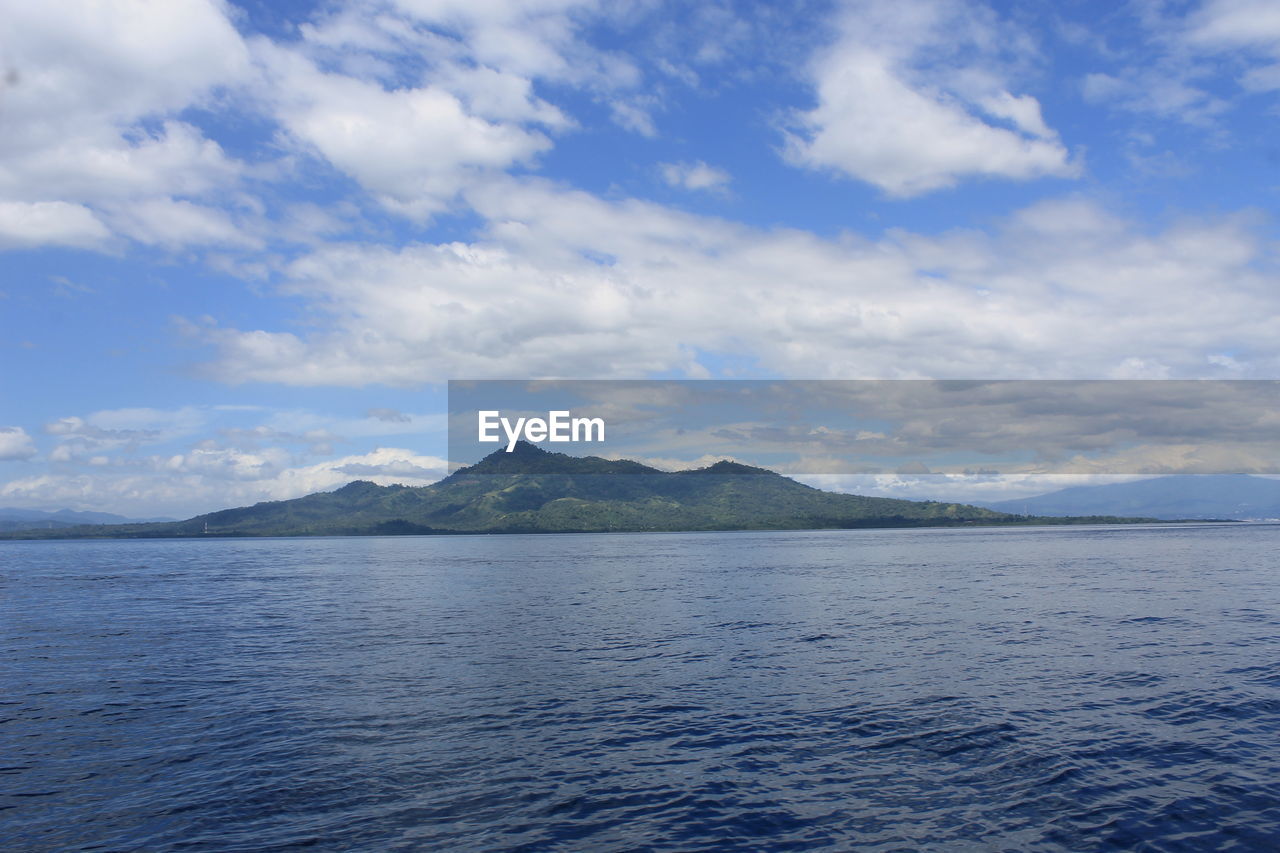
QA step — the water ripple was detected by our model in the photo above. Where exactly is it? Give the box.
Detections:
[2,525,1280,850]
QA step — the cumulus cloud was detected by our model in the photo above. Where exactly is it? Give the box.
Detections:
[1,120,243,207]
[434,64,571,127]
[659,161,731,192]
[784,0,1077,196]
[258,40,556,218]
[0,201,110,250]
[194,182,1280,385]
[0,0,253,249]
[0,0,675,248]
[1185,0,1280,51]
[0,426,37,461]
[0,0,249,126]
[253,0,635,217]
[105,197,259,249]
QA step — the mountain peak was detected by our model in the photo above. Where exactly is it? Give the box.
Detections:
[333,480,383,494]
[694,460,775,475]
[471,440,551,464]
[450,440,640,479]
[509,439,549,456]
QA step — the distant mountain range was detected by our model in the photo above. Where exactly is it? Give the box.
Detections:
[0,443,1159,540]
[0,507,174,533]
[980,474,1280,520]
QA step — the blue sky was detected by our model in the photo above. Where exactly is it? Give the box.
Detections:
[1,0,1278,516]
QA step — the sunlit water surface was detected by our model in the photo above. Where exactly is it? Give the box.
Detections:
[3,524,1279,851]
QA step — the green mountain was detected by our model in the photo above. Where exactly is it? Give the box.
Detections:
[0,443,1155,539]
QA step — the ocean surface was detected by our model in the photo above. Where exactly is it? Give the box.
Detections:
[3,524,1279,851]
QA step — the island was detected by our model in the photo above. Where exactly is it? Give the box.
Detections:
[0,442,1162,539]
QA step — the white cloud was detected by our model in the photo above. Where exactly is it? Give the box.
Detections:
[1084,0,1280,121]
[436,64,571,127]
[41,407,213,463]
[7,399,449,514]
[104,198,259,249]
[609,97,659,136]
[977,91,1054,139]
[252,0,613,219]
[0,120,243,207]
[1185,0,1280,49]
[48,444,80,464]
[797,472,1156,504]
[0,0,665,247]
[0,0,253,249]
[0,448,448,518]
[275,446,444,490]
[659,161,731,192]
[0,426,37,461]
[34,403,446,483]
[260,43,554,218]
[194,181,1280,385]
[0,0,250,125]
[784,0,1076,196]
[1080,69,1226,124]
[1186,0,1280,92]
[0,201,109,250]
[1240,63,1280,92]
[46,406,206,438]
[389,0,631,86]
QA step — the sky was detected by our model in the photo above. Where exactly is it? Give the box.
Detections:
[1,0,1278,517]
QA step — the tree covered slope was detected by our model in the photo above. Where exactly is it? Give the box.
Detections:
[0,443,1156,539]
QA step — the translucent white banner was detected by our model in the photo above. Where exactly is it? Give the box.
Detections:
[448,380,1280,476]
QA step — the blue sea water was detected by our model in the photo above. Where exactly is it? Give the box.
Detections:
[2,524,1279,851]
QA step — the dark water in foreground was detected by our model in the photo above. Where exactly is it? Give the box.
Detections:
[3,524,1280,851]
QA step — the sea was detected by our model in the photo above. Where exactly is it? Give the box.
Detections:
[3,523,1279,851]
